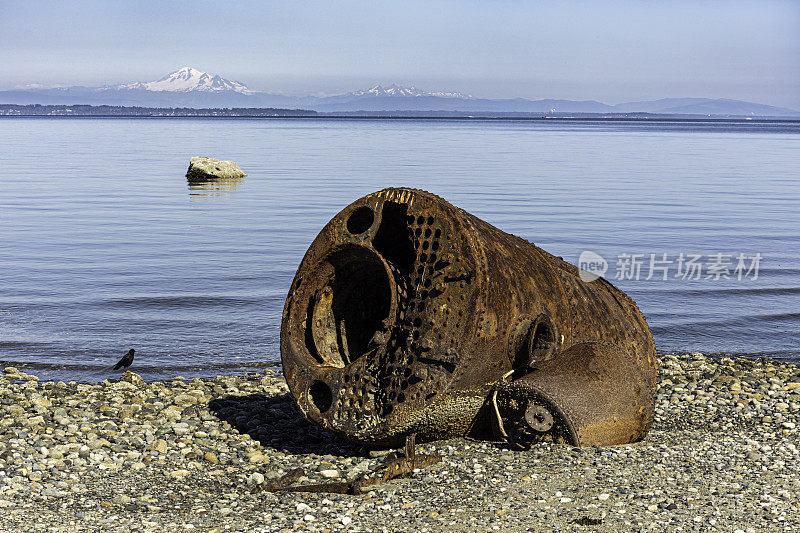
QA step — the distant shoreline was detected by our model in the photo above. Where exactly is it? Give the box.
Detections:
[3,115,800,124]
[2,103,800,121]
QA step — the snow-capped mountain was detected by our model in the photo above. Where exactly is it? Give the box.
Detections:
[115,67,253,94]
[349,84,471,99]
[3,69,798,116]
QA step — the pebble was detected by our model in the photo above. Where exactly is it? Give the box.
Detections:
[150,439,168,454]
[203,452,218,463]
[247,472,265,485]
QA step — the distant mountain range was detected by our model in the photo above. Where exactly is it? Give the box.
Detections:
[3,67,799,117]
[350,84,471,99]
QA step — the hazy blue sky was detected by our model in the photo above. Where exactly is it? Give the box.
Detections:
[2,0,798,107]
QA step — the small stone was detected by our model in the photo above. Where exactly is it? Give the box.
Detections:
[203,452,218,463]
[247,452,265,464]
[120,371,147,388]
[30,394,51,408]
[369,450,392,458]
[319,469,339,479]
[150,439,168,454]
[41,487,60,498]
[350,459,371,476]
[598,493,611,501]
[173,394,198,407]
[341,516,352,526]
[247,472,265,486]
[26,415,46,426]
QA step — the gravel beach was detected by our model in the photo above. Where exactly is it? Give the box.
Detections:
[1,353,799,532]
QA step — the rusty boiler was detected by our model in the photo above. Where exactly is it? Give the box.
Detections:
[281,188,657,448]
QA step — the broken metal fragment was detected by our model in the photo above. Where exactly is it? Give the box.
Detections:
[265,434,441,495]
[253,468,305,493]
[280,188,657,448]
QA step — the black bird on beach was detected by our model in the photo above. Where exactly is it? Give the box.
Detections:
[113,349,135,370]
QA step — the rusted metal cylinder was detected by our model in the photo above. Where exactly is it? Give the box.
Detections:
[280,188,657,447]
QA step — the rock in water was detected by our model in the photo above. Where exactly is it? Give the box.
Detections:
[186,156,247,181]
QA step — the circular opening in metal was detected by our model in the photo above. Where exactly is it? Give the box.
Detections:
[307,246,392,367]
[346,206,375,235]
[529,320,556,361]
[309,381,332,413]
[512,315,557,377]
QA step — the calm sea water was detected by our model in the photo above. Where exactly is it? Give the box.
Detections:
[1,117,798,382]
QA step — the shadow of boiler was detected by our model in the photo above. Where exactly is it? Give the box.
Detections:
[207,393,368,457]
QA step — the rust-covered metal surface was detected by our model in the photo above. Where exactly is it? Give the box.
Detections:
[280,188,657,447]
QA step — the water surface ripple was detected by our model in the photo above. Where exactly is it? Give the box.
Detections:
[1,117,798,381]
